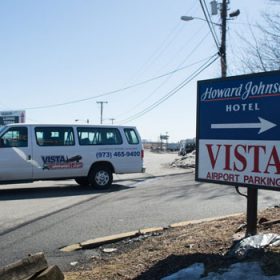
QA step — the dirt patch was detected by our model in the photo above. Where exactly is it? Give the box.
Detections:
[64,207,280,280]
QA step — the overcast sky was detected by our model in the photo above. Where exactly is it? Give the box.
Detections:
[0,0,278,141]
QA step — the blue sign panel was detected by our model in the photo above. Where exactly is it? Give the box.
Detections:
[196,70,280,191]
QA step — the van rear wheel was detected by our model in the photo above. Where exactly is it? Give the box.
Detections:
[89,166,112,189]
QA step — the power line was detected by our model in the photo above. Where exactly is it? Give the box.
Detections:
[119,53,219,124]
[22,2,201,113]
[123,1,199,85]
[156,26,209,74]
[115,35,212,119]
[203,0,220,45]
[125,24,185,86]
[23,57,214,111]
[199,0,220,50]
[119,54,219,124]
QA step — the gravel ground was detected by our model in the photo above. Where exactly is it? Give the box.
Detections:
[64,207,280,280]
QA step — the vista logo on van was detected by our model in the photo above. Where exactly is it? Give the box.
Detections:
[42,155,83,170]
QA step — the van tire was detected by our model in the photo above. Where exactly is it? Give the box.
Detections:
[89,165,112,189]
[75,177,89,186]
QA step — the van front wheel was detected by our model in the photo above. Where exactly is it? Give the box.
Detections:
[89,166,113,189]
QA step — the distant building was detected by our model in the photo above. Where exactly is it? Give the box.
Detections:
[0,110,26,126]
[178,138,196,156]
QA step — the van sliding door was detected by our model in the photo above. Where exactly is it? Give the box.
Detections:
[32,126,82,179]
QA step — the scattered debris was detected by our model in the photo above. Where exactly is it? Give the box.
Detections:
[230,233,280,259]
[185,243,195,249]
[232,232,246,241]
[103,248,117,253]
[70,261,78,267]
[260,219,280,228]
[259,217,269,224]
[235,223,247,233]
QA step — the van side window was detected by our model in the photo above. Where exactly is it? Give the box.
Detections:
[77,127,122,145]
[124,128,139,144]
[0,127,28,147]
[35,127,75,146]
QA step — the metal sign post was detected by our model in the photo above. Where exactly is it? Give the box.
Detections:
[246,188,258,236]
[196,70,280,236]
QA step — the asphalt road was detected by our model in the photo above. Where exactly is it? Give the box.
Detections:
[1,152,280,271]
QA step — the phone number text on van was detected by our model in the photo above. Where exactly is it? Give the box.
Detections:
[96,151,141,159]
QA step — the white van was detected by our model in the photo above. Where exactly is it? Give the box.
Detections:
[0,124,145,189]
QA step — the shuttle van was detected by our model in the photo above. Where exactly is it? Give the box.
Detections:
[0,124,145,188]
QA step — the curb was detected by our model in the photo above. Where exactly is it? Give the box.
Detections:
[60,213,243,252]
[81,231,140,249]
[169,213,243,228]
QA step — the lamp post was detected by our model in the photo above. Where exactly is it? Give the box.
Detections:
[180,16,221,26]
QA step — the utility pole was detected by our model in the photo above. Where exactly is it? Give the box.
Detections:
[220,0,227,77]
[210,0,239,77]
[109,118,115,124]
[96,101,108,124]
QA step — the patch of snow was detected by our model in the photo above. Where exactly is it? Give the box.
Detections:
[231,233,280,258]
[162,262,280,280]
[170,150,196,169]
[162,263,204,280]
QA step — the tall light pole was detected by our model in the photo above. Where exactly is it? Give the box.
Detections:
[96,101,108,124]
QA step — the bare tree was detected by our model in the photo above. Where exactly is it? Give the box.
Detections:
[240,12,280,73]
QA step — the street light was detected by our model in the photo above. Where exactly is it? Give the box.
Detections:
[180,16,221,26]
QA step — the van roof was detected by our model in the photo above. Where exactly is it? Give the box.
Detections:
[2,123,137,129]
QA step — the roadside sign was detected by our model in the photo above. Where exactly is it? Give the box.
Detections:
[196,70,280,191]
[0,110,26,125]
